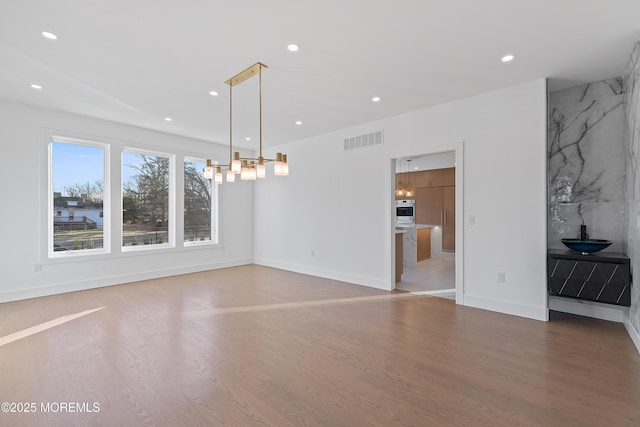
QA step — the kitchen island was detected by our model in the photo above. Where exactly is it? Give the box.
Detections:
[396,224,433,268]
[395,229,406,282]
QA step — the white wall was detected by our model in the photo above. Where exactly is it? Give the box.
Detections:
[0,99,254,302]
[254,79,549,321]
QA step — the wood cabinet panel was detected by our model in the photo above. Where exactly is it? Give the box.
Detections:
[416,169,444,188]
[443,167,455,186]
[417,228,431,262]
[442,186,455,250]
[415,187,444,225]
[395,233,403,282]
[413,171,427,188]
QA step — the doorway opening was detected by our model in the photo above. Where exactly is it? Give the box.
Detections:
[393,151,457,300]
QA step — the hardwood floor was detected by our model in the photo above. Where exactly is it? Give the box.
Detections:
[1,264,639,426]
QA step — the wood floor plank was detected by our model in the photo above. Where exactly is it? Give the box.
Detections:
[0,264,639,426]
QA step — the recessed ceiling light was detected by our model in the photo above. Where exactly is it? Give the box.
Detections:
[295,121,302,125]
[372,96,381,102]
[287,43,299,52]
[245,137,251,141]
[501,54,515,62]
[42,31,58,40]
[30,84,42,90]
[164,117,172,122]
[414,167,419,170]
[209,91,218,96]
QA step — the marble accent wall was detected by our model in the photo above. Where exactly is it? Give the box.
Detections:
[548,78,625,251]
[624,41,640,335]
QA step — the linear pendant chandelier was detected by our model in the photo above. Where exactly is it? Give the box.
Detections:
[204,62,289,183]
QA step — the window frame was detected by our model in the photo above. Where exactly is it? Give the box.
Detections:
[121,147,176,252]
[183,157,219,247]
[43,132,223,265]
[48,135,111,259]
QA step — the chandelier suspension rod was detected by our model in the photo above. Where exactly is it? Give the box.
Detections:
[229,82,233,164]
[259,65,263,158]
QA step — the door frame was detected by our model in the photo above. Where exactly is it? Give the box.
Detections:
[388,141,464,305]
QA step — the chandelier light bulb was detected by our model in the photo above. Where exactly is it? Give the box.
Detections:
[257,158,266,178]
[203,159,214,179]
[231,152,242,174]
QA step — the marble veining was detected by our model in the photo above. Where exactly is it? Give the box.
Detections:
[549,78,624,204]
[624,41,640,335]
[548,78,625,249]
[402,225,418,268]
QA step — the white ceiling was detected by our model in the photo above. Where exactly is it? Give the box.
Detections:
[1,1,639,150]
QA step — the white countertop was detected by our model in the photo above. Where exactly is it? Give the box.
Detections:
[395,223,437,229]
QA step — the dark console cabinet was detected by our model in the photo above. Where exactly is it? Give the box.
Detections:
[548,249,631,306]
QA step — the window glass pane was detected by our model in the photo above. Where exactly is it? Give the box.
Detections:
[51,141,105,253]
[184,160,212,243]
[122,152,170,247]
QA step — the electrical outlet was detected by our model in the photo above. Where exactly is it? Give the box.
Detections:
[497,272,505,283]
[34,263,42,273]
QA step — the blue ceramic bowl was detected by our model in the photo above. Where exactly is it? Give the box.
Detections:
[561,238,612,254]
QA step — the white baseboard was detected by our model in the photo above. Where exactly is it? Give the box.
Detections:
[548,296,627,323]
[463,295,548,321]
[624,320,640,356]
[253,258,391,290]
[0,258,253,304]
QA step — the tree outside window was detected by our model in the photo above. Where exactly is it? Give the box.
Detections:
[122,152,170,247]
[184,160,213,243]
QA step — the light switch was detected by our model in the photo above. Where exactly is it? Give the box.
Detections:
[468,215,475,225]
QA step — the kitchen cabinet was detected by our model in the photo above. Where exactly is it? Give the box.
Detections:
[411,167,455,251]
[417,228,431,261]
[443,167,455,186]
[395,167,456,250]
[415,186,455,250]
[415,187,444,225]
[415,169,444,188]
[395,232,404,282]
[442,186,455,250]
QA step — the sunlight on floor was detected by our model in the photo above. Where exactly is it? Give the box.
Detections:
[190,293,425,316]
[0,307,105,347]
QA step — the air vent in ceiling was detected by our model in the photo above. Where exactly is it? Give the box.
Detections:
[343,130,383,151]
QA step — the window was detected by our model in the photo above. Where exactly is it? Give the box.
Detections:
[50,138,107,255]
[184,159,217,244]
[48,136,218,256]
[122,150,171,248]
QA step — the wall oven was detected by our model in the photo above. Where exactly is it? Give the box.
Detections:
[396,200,415,225]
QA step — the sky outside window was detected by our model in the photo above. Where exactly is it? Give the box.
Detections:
[52,142,104,194]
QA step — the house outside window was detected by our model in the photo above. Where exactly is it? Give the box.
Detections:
[50,138,107,255]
